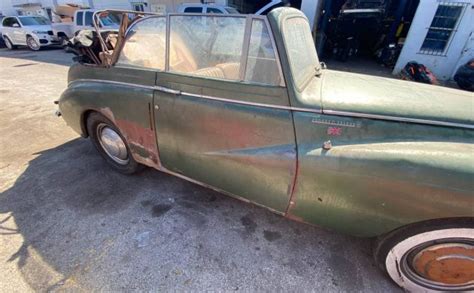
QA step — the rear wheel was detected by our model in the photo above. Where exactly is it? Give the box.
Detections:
[374,219,474,291]
[4,36,17,50]
[26,36,40,51]
[87,112,143,174]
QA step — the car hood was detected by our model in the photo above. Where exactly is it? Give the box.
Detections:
[321,70,473,127]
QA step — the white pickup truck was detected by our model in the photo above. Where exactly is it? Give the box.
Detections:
[52,9,120,45]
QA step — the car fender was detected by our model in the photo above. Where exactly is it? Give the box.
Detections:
[59,79,160,168]
[289,113,474,237]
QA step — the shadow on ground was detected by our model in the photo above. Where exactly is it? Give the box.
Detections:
[0,138,399,291]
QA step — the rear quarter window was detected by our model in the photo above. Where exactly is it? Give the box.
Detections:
[76,12,84,26]
[207,7,224,14]
[183,7,203,13]
[84,11,93,26]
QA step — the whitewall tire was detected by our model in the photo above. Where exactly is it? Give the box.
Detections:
[375,220,474,292]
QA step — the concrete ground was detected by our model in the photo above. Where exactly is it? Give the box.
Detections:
[0,48,401,292]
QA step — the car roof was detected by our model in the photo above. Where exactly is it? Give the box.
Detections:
[179,3,228,7]
[18,15,47,18]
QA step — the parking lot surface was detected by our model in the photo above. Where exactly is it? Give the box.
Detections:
[0,48,400,292]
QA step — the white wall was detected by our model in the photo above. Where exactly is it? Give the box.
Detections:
[453,31,474,72]
[393,0,474,80]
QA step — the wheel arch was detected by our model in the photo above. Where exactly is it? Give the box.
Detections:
[80,109,97,138]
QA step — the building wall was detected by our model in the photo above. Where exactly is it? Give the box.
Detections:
[393,0,474,80]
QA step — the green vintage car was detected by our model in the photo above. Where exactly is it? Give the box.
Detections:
[58,8,473,291]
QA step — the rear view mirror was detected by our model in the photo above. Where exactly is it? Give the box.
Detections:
[12,23,20,27]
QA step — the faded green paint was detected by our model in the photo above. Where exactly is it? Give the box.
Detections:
[291,112,473,237]
[59,7,473,238]
[322,70,474,125]
[154,73,296,213]
[61,65,159,166]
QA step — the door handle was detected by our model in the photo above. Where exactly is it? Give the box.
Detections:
[155,86,181,95]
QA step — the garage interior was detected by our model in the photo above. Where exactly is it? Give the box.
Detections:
[316,0,420,77]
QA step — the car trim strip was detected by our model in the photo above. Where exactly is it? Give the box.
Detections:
[70,79,474,129]
[69,79,321,113]
[323,110,474,130]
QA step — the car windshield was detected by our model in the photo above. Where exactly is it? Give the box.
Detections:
[282,16,320,90]
[19,16,51,26]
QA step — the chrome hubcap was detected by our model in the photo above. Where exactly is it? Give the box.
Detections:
[27,37,39,50]
[402,240,474,290]
[97,124,129,165]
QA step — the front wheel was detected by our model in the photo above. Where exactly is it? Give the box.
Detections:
[87,112,143,174]
[374,219,474,291]
[26,36,40,51]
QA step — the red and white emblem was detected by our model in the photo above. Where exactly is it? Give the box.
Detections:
[327,127,342,136]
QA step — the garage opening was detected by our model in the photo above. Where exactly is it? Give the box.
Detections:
[316,0,420,77]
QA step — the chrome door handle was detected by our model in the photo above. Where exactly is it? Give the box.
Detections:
[155,86,181,95]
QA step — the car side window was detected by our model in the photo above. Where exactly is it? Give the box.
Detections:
[84,11,93,27]
[11,18,20,27]
[76,12,84,26]
[207,8,223,14]
[4,18,19,27]
[244,19,282,86]
[183,7,203,13]
[169,15,246,81]
[116,17,166,70]
[2,17,11,27]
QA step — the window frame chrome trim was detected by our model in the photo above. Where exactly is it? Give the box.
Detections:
[239,15,253,81]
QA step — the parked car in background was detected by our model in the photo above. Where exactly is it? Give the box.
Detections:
[0,15,5,48]
[52,9,120,45]
[1,16,59,50]
[177,3,239,14]
[255,0,290,15]
[52,9,121,45]
[58,8,473,292]
[454,59,474,92]
[177,1,287,15]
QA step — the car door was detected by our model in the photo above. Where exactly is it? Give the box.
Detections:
[153,15,296,213]
[11,17,25,44]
